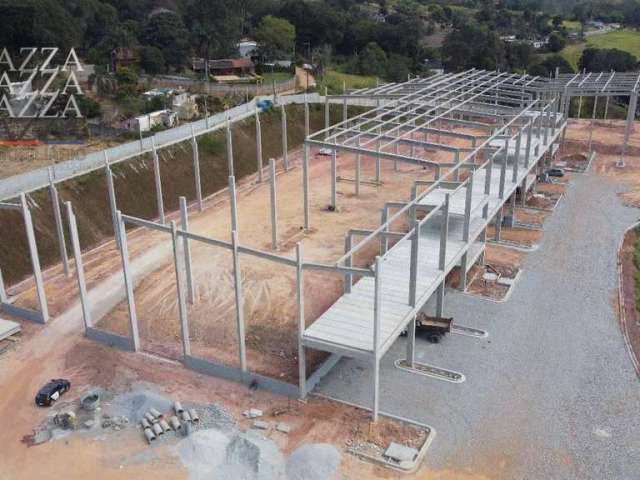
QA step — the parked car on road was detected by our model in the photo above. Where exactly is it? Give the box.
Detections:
[35,379,71,407]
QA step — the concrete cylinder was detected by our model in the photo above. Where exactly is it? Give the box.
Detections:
[174,401,184,414]
[152,422,163,435]
[169,416,181,430]
[188,408,199,423]
[159,419,171,432]
[144,412,156,424]
[141,418,151,429]
[149,408,162,419]
[181,411,192,423]
[144,427,156,443]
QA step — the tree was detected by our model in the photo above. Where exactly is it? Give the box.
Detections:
[255,16,295,61]
[506,42,534,71]
[142,11,190,70]
[140,46,166,74]
[579,47,638,72]
[528,55,574,77]
[357,42,387,77]
[442,20,504,71]
[184,0,242,61]
[386,53,411,82]
[552,15,563,30]
[547,32,566,53]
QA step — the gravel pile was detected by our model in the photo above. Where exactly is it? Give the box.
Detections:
[105,384,173,422]
[177,429,230,480]
[198,403,237,432]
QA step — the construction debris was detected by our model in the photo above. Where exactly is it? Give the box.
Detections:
[0,318,20,342]
[243,408,263,419]
[383,442,418,463]
[80,391,100,411]
[101,415,129,430]
[275,422,292,434]
[53,411,76,430]
[252,420,270,430]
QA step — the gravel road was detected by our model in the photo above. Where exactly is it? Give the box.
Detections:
[316,168,640,479]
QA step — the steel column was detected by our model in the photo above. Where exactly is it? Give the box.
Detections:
[231,230,247,372]
[171,220,191,358]
[281,105,289,170]
[256,109,263,182]
[191,132,203,211]
[226,120,234,176]
[372,255,382,422]
[20,193,48,323]
[48,168,69,276]
[116,211,140,351]
[303,144,310,231]
[229,175,239,233]
[269,159,278,249]
[65,202,91,330]
[179,197,195,304]
[296,243,306,398]
[151,142,165,224]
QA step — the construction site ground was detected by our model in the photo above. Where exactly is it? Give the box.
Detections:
[1,119,640,479]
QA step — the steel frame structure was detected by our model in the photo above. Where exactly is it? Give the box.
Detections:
[3,69,639,421]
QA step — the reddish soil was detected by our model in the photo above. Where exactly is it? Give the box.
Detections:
[618,228,640,376]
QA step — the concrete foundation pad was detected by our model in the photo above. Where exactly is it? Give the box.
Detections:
[0,317,20,341]
[384,442,418,462]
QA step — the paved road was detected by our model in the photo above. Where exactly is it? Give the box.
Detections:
[316,168,640,479]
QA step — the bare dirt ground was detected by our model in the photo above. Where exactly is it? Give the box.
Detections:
[466,245,524,300]
[0,333,428,479]
[0,140,123,179]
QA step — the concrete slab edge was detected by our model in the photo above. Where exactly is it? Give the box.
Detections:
[312,391,436,475]
[306,353,342,394]
[455,268,523,304]
[0,302,44,324]
[86,327,135,351]
[450,323,489,338]
[184,354,299,397]
[394,359,466,384]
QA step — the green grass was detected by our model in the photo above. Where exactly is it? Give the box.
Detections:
[562,20,582,32]
[317,69,378,95]
[259,72,294,84]
[561,30,640,69]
